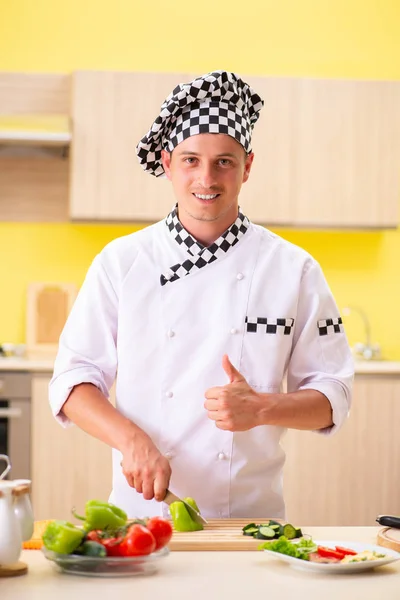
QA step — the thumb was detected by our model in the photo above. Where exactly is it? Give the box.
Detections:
[222,354,245,384]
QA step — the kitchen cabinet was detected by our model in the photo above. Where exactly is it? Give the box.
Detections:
[69,71,197,222]
[282,374,400,526]
[0,73,70,221]
[31,374,114,520]
[69,72,400,228]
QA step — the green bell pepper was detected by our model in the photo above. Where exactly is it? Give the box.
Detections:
[73,500,127,531]
[42,520,85,554]
[170,497,204,532]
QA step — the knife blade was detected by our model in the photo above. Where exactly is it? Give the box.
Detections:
[163,490,208,526]
[376,515,400,529]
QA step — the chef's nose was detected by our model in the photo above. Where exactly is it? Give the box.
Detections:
[197,162,218,188]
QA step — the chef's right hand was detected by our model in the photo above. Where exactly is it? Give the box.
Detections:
[120,432,172,502]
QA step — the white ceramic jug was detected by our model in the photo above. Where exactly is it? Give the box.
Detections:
[0,454,11,480]
[0,481,22,565]
[12,480,34,541]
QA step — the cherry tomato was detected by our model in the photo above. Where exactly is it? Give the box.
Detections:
[145,517,173,550]
[317,546,346,560]
[335,546,357,556]
[119,524,156,556]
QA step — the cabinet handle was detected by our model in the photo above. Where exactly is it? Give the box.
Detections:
[0,408,22,418]
[0,380,4,391]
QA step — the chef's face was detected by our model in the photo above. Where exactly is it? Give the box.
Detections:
[161,133,254,227]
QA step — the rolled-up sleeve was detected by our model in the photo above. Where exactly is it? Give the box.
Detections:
[287,259,354,435]
[49,254,118,427]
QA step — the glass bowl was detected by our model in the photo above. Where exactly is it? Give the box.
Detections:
[42,546,169,577]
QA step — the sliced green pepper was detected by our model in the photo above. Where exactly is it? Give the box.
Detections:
[42,520,85,554]
[73,500,127,531]
[170,497,204,532]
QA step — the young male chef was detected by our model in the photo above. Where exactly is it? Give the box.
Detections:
[49,70,354,519]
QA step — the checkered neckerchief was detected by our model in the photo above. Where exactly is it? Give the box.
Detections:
[161,206,250,286]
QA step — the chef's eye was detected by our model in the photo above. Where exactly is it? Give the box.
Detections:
[218,159,231,166]
[184,157,197,164]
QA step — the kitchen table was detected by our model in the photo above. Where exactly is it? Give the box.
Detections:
[2,527,400,600]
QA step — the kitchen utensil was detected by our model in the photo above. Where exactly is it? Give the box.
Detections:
[377,527,400,552]
[0,455,11,480]
[0,481,22,565]
[163,490,208,526]
[12,480,34,541]
[376,515,400,529]
[169,518,273,551]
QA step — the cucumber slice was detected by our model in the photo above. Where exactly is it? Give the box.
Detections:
[256,526,276,540]
[243,527,259,536]
[294,527,303,538]
[282,523,297,539]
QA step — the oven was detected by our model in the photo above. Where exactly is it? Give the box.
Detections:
[0,372,31,479]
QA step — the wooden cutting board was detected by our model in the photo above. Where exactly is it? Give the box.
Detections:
[377,527,400,552]
[169,518,275,551]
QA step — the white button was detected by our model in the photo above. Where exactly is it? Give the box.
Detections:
[165,451,173,459]
[230,328,238,335]
[166,391,174,398]
[217,452,226,460]
[167,329,175,338]
[236,273,244,280]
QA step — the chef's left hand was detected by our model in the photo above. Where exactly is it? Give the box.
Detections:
[204,355,265,431]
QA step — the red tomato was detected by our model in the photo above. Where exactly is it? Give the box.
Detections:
[119,524,156,556]
[335,546,357,556]
[317,546,346,560]
[145,517,173,550]
[86,529,124,556]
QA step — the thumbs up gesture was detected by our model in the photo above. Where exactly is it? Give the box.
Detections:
[204,355,265,431]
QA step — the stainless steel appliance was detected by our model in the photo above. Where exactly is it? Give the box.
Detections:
[0,372,31,479]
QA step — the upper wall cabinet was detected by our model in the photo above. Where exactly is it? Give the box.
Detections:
[69,72,400,228]
[69,71,196,221]
[241,76,400,228]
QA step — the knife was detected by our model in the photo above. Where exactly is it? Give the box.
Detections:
[376,515,400,529]
[163,490,208,526]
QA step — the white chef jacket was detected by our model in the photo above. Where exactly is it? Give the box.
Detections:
[49,214,354,520]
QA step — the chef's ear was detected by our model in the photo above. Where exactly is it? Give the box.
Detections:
[161,149,172,180]
[242,152,254,183]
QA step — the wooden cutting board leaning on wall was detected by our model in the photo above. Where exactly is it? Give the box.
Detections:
[26,282,78,356]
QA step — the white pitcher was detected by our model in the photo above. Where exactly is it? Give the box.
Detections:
[0,454,11,480]
[12,480,34,542]
[0,481,22,565]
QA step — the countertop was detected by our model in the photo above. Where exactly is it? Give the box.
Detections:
[3,527,399,600]
[1,356,400,375]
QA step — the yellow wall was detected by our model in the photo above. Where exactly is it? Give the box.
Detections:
[1,0,400,358]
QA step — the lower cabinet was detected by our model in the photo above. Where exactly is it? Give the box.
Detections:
[282,375,400,526]
[31,373,400,525]
[31,375,113,521]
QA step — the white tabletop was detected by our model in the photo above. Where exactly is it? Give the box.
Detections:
[3,527,400,600]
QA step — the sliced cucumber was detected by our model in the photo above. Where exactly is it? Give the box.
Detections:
[282,524,297,539]
[256,526,276,540]
[243,527,259,536]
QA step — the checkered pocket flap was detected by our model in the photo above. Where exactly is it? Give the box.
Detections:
[245,317,295,335]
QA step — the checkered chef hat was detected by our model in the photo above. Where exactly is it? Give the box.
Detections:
[136,70,264,177]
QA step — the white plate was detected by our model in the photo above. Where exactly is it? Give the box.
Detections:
[262,540,400,574]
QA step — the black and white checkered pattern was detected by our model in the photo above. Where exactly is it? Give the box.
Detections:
[318,318,344,336]
[136,71,264,177]
[245,317,295,335]
[161,205,249,286]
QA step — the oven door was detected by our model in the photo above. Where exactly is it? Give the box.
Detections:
[0,374,31,480]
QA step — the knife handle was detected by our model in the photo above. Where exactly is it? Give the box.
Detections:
[376,515,400,529]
